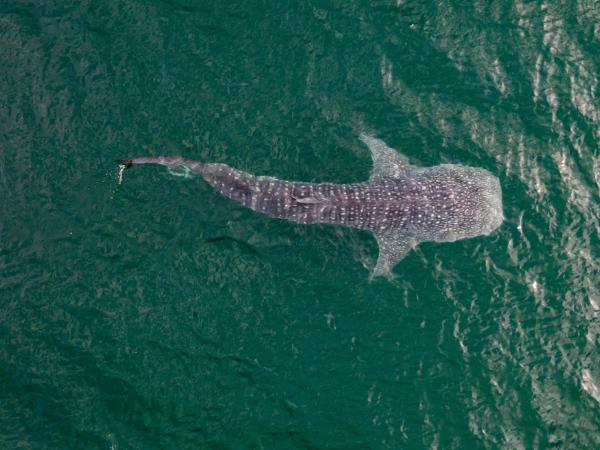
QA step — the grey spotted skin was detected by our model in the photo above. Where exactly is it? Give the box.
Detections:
[121,134,503,276]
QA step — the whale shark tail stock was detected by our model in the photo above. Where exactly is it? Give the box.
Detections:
[117,156,274,215]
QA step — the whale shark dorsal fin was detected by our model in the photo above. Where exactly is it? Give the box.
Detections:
[372,232,416,277]
[359,133,411,181]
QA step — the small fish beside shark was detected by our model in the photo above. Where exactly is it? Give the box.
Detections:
[119,134,503,277]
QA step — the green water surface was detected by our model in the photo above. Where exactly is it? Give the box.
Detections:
[1,1,599,448]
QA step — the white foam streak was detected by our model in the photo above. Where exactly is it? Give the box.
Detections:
[552,150,591,211]
[581,370,600,403]
[540,2,599,138]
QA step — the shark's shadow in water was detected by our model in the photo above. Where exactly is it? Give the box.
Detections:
[119,134,503,277]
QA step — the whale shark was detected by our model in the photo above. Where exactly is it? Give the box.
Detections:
[119,134,503,277]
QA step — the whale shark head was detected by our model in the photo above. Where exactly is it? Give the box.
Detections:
[416,164,503,243]
[458,165,504,239]
[472,165,504,235]
[480,169,504,235]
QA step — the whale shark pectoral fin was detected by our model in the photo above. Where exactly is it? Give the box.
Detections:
[372,232,416,277]
[359,133,411,181]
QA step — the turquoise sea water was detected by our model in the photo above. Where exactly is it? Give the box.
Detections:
[1,1,599,448]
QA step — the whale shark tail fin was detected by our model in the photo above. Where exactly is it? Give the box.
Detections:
[117,156,205,172]
[117,156,207,185]
[116,156,207,184]
[116,159,133,168]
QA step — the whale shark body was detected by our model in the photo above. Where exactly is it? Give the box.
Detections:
[120,134,503,276]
